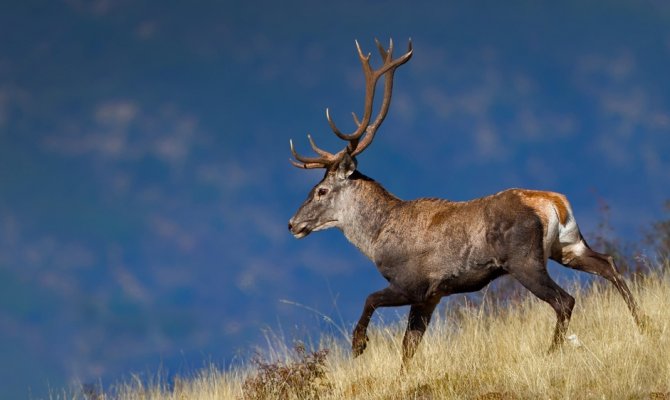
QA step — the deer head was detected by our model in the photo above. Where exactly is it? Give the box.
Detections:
[287,39,413,239]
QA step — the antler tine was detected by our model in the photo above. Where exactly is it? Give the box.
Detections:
[351,112,362,127]
[327,40,378,142]
[375,38,412,76]
[289,138,331,169]
[355,39,371,62]
[307,134,333,158]
[325,108,346,138]
[375,38,391,62]
[289,158,316,169]
[352,37,394,131]
[350,39,413,158]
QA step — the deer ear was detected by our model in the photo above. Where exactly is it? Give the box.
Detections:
[336,153,357,180]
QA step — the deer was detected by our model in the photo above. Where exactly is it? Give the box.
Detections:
[287,39,650,365]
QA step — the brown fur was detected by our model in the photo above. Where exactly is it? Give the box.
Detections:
[514,189,569,225]
[429,209,453,230]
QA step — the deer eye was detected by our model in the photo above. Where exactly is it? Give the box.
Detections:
[317,188,328,196]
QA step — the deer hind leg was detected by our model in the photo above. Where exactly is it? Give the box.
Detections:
[509,262,575,352]
[559,238,650,332]
[401,299,439,367]
[352,287,411,357]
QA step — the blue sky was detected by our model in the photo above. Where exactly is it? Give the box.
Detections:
[1,0,669,398]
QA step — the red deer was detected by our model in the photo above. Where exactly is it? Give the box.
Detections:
[287,39,649,364]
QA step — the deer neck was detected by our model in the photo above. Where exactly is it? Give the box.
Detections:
[338,173,400,260]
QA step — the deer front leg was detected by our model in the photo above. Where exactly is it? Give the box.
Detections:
[402,300,439,365]
[353,287,411,357]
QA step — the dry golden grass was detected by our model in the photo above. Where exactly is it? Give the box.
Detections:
[87,268,670,400]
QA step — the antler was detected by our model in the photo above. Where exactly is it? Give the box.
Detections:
[290,39,413,169]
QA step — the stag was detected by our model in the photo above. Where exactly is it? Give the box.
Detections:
[287,39,649,365]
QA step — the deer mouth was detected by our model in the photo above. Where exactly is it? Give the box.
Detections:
[288,220,337,239]
[288,221,312,239]
[292,226,311,239]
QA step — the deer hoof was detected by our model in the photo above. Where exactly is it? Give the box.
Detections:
[352,331,368,357]
[352,341,367,357]
[637,315,658,335]
[547,341,562,354]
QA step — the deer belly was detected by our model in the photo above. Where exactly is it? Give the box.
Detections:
[436,259,507,295]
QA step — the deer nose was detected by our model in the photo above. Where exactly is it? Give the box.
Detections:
[288,221,293,231]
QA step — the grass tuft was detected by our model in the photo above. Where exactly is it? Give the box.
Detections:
[241,343,331,400]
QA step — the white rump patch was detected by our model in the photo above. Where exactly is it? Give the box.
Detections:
[562,240,588,258]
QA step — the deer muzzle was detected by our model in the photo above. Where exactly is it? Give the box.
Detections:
[288,219,311,239]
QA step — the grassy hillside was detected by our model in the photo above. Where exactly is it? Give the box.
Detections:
[76,267,669,399]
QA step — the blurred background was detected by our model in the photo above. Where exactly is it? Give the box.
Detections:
[1,1,669,398]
